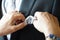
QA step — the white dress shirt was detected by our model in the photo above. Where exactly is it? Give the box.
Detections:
[2,0,22,40]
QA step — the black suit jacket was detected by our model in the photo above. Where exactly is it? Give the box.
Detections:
[10,0,60,40]
[0,0,60,40]
[0,0,2,19]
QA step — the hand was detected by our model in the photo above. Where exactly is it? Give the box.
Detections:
[0,11,27,36]
[33,12,60,37]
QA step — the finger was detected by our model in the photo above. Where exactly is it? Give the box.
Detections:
[12,22,27,32]
[4,22,27,35]
[12,14,25,21]
[10,13,25,25]
[34,12,41,20]
[34,12,50,22]
[15,12,25,21]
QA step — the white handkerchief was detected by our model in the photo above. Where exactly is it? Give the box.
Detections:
[25,15,36,24]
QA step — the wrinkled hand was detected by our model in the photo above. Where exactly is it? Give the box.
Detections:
[33,12,60,37]
[0,11,27,36]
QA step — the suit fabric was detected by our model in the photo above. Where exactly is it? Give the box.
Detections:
[1,0,60,40]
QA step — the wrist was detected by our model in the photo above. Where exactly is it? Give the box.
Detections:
[44,31,56,38]
[45,34,56,40]
[44,26,60,38]
[44,32,51,38]
[44,30,60,40]
[45,34,60,40]
[44,31,60,38]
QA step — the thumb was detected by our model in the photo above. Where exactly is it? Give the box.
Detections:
[12,22,27,32]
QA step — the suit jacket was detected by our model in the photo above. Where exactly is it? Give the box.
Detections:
[1,0,60,40]
[0,0,2,19]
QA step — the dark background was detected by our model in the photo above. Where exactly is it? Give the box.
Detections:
[0,0,2,19]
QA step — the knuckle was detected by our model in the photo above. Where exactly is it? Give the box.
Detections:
[41,12,49,16]
[11,26,17,32]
